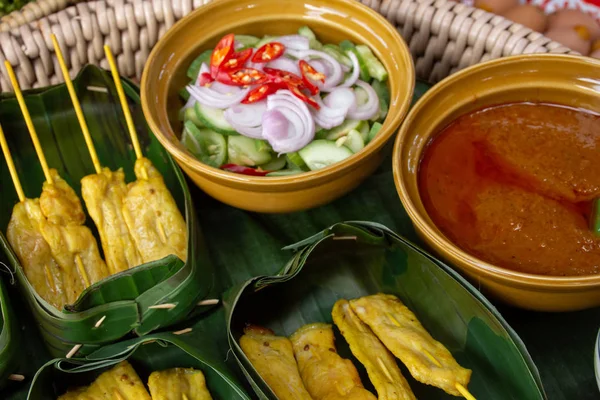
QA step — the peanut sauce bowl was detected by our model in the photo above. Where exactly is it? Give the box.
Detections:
[140,0,414,213]
[393,54,600,312]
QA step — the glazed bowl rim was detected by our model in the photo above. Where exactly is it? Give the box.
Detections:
[141,0,415,190]
[393,53,600,288]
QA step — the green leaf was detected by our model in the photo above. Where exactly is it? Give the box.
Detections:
[0,65,218,357]
[225,222,547,400]
[0,275,18,389]
[27,330,252,399]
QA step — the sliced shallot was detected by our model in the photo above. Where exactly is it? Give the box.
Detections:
[186,84,250,109]
[286,49,344,89]
[347,80,380,121]
[276,35,310,50]
[264,90,315,153]
[224,101,268,139]
[338,51,360,88]
[266,57,301,76]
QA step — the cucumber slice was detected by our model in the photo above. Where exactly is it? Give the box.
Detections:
[374,98,389,121]
[187,49,212,80]
[184,106,203,127]
[182,121,227,168]
[367,122,383,143]
[371,79,390,104]
[354,86,369,105]
[286,151,309,171]
[317,119,362,140]
[260,155,287,171]
[343,129,365,153]
[194,102,238,135]
[298,140,353,171]
[235,34,260,48]
[355,45,388,82]
[255,35,276,48]
[266,169,303,177]
[228,135,272,166]
[179,86,190,101]
[298,26,317,40]
[339,41,370,81]
[255,140,273,153]
[358,121,370,141]
[322,44,352,68]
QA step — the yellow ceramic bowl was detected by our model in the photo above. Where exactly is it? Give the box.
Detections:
[394,54,600,312]
[141,0,414,213]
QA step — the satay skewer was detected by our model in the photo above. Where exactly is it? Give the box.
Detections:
[103,45,187,264]
[51,34,143,275]
[4,60,108,298]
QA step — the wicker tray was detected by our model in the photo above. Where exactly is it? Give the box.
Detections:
[0,0,574,92]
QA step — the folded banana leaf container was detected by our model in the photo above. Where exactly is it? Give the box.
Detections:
[27,331,251,399]
[0,65,216,358]
[0,273,18,389]
[225,221,548,400]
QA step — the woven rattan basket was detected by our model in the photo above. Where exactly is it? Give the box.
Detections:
[0,0,574,92]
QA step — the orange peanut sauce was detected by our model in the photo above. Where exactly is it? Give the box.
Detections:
[419,103,600,276]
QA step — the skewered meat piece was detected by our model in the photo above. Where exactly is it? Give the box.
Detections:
[81,167,142,274]
[290,323,377,400]
[148,367,213,400]
[122,157,187,263]
[6,198,68,309]
[350,294,472,397]
[240,325,312,400]
[38,169,108,303]
[332,299,416,400]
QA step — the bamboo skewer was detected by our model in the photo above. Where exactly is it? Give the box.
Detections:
[104,45,148,179]
[4,60,92,289]
[50,35,101,175]
[4,62,53,185]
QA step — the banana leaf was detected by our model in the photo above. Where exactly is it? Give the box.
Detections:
[224,221,547,400]
[0,268,18,389]
[0,65,218,357]
[28,330,251,399]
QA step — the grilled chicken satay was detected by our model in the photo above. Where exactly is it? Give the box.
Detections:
[332,300,416,400]
[148,368,213,400]
[38,170,109,303]
[57,360,151,400]
[122,157,187,263]
[350,294,472,397]
[290,323,377,400]
[81,167,142,274]
[6,198,68,309]
[239,325,312,400]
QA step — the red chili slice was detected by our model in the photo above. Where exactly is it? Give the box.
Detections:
[210,34,235,78]
[263,67,304,87]
[218,68,269,86]
[221,164,270,176]
[220,48,253,71]
[287,84,320,110]
[251,42,285,63]
[299,60,326,83]
[242,83,280,104]
[197,72,214,87]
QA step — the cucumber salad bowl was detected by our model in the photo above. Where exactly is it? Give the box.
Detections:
[141,0,415,213]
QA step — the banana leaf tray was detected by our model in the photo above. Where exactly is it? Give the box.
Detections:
[224,221,546,400]
[0,270,18,390]
[0,65,218,358]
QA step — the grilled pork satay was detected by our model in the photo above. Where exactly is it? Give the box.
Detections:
[148,368,213,400]
[332,299,416,400]
[57,361,151,400]
[50,35,143,276]
[103,45,188,264]
[240,325,312,400]
[290,323,377,400]
[39,170,109,302]
[350,294,472,397]
[122,157,187,263]
[1,120,68,309]
[4,59,108,304]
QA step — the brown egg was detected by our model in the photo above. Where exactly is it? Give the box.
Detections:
[590,49,600,59]
[474,0,518,15]
[545,26,592,55]
[502,5,548,32]
[548,9,600,40]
